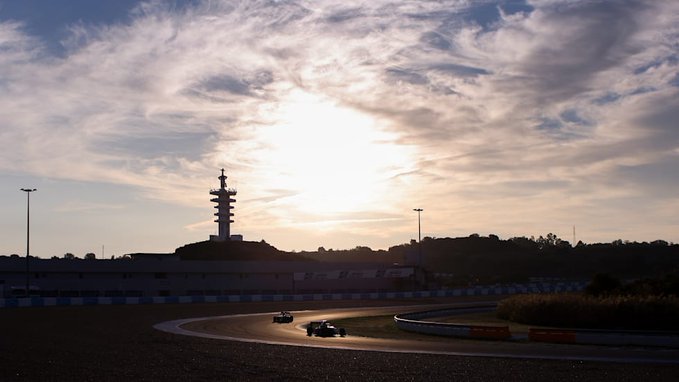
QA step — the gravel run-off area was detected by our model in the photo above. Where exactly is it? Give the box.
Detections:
[2,299,679,381]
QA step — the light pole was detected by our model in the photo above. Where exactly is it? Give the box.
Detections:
[21,188,36,297]
[413,208,423,266]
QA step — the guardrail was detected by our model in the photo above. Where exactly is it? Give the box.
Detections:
[393,304,512,340]
[393,304,679,348]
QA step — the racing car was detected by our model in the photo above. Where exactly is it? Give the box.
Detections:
[306,320,347,337]
[273,311,294,323]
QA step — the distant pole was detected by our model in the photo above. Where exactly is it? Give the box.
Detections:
[573,226,576,247]
[413,208,423,267]
[21,188,37,297]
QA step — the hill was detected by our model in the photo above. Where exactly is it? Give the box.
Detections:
[174,240,312,262]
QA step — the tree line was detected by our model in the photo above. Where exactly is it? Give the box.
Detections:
[298,233,679,285]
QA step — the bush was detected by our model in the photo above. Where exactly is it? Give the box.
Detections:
[497,294,679,330]
[620,274,679,296]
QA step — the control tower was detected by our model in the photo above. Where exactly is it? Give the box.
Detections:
[209,169,237,241]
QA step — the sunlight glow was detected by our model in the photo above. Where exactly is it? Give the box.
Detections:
[257,89,414,219]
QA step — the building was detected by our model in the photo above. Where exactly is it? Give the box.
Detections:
[0,169,420,298]
[0,255,416,298]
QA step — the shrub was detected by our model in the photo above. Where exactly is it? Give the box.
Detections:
[497,294,679,330]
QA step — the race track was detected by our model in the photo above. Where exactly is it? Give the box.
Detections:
[154,303,679,364]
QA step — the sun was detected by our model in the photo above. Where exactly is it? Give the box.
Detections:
[256,89,414,218]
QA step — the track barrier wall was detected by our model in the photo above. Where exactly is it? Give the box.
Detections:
[393,303,679,347]
[0,281,586,308]
[394,304,511,340]
[529,328,679,347]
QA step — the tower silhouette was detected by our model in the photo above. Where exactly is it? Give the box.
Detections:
[209,169,237,241]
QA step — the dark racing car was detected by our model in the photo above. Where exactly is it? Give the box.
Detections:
[273,311,294,323]
[306,320,347,337]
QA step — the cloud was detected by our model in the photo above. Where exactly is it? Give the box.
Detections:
[0,0,678,251]
[53,201,124,213]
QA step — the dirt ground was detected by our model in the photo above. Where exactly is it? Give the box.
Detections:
[2,299,678,381]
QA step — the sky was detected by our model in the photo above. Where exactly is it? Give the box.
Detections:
[1,0,678,258]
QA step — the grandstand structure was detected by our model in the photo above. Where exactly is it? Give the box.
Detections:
[0,255,417,298]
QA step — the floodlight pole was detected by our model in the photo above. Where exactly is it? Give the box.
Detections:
[21,188,36,297]
[413,208,423,267]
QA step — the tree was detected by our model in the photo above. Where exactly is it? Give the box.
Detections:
[84,253,96,260]
[353,246,372,252]
[535,233,569,250]
[63,253,75,259]
[585,273,621,296]
[510,236,537,249]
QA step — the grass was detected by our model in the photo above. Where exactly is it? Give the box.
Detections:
[332,311,535,341]
[332,315,425,340]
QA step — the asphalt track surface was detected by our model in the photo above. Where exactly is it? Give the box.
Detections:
[155,303,679,365]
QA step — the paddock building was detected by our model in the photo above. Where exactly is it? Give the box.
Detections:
[0,254,418,298]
